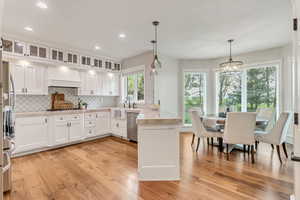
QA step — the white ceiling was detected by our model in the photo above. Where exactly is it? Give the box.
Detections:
[2,0,292,60]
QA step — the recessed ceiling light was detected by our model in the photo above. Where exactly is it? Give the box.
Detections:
[36,1,48,9]
[94,45,101,50]
[24,26,33,32]
[119,33,126,39]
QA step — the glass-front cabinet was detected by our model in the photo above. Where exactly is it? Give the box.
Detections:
[50,48,64,62]
[2,38,27,56]
[27,43,49,59]
[66,52,79,65]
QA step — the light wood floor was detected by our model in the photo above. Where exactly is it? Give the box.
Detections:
[4,133,293,200]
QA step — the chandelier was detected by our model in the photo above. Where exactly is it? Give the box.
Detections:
[217,39,243,73]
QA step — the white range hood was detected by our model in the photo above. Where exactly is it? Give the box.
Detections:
[48,66,81,88]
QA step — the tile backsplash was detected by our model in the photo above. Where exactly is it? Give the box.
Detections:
[16,87,118,112]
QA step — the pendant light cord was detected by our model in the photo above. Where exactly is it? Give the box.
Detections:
[155,25,158,56]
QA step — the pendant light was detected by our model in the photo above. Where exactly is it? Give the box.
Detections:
[150,21,162,76]
[217,39,243,73]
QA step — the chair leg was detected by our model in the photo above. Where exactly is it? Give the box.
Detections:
[191,134,195,146]
[271,144,274,150]
[255,141,258,151]
[276,145,282,163]
[282,142,288,158]
[218,138,223,152]
[226,144,229,161]
[211,138,214,145]
[251,145,255,164]
[247,145,250,155]
[196,138,200,152]
[207,138,210,145]
[243,145,246,153]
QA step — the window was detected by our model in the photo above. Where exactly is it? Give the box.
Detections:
[216,63,279,115]
[247,66,277,112]
[183,72,206,125]
[217,72,242,113]
[122,71,145,103]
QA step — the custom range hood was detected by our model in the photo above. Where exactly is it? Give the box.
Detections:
[48,66,81,88]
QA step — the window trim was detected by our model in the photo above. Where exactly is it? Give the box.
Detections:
[121,65,145,104]
[215,60,282,116]
[182,69,208,126]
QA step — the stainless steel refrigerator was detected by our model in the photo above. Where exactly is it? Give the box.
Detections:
[0,50,16,196]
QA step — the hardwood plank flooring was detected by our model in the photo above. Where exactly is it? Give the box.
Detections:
[4,133,293,200]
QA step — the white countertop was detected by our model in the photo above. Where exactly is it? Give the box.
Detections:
[136,111,182,125]
[15,107,143,118]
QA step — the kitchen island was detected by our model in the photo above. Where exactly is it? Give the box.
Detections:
[136,111,182,181]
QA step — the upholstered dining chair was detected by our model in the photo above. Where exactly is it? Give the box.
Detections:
[223,112,257,163]
[189,107,203,146]
[256,108,275,132]
[255,112,292,163]
[190,110,223,152]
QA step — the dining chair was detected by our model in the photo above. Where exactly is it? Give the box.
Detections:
[256,108,275,132]
[189,107,203,146]
[223,112,257,163]
[190,110,223,152]
[255,112,291,163]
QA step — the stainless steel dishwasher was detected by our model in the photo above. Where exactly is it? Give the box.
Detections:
[127,112,139,142]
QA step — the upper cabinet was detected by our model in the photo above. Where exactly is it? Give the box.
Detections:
[81,55,92,66]
[50,48,64,62]
[79,71,98,96]
[99,72,119,96]
[66,52,79,65]
[93,58,103,68]
[27,43,49,59]
[12,63,47,95]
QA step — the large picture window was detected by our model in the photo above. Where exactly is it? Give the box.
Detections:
[217,64,279,115]
[183,72,206,125]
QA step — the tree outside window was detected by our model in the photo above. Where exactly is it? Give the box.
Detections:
[124,72,145,103]
[184,72,206,125]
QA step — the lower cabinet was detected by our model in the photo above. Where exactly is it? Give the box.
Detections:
[15,116,49,153]
[53,121,69,145]
[111,119,127,138]
[85,111,111,138]
[52,114,84,145]
[14,111,113,155]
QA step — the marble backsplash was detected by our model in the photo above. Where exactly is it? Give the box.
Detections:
[15,87,118,112]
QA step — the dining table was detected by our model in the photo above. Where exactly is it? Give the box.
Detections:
[200,114,269,152]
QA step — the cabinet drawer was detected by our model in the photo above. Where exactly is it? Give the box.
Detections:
[85,113,96,120]
[85,128,95,137]
[85,120,96,128]
[69,114,81,121]
[96,112,110,118]
[55,115,68,122]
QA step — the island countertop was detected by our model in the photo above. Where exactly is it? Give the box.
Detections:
[136,111,182,125]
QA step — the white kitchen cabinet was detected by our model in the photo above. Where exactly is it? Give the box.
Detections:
[95,112,110,136]
[26,43,49,59]
[12,63,47,95]
[111,119,126,138]
[84,112,111,138]
[69,120,84,142]
[53,114,84,145]
[98,72,119,96]
[66,51,79,65]
[53,122,69,145]
[15,116,49,153]
[50,48,64,62]
[79,71,98,95]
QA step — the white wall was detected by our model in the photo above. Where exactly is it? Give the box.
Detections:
[154,55,179,115]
